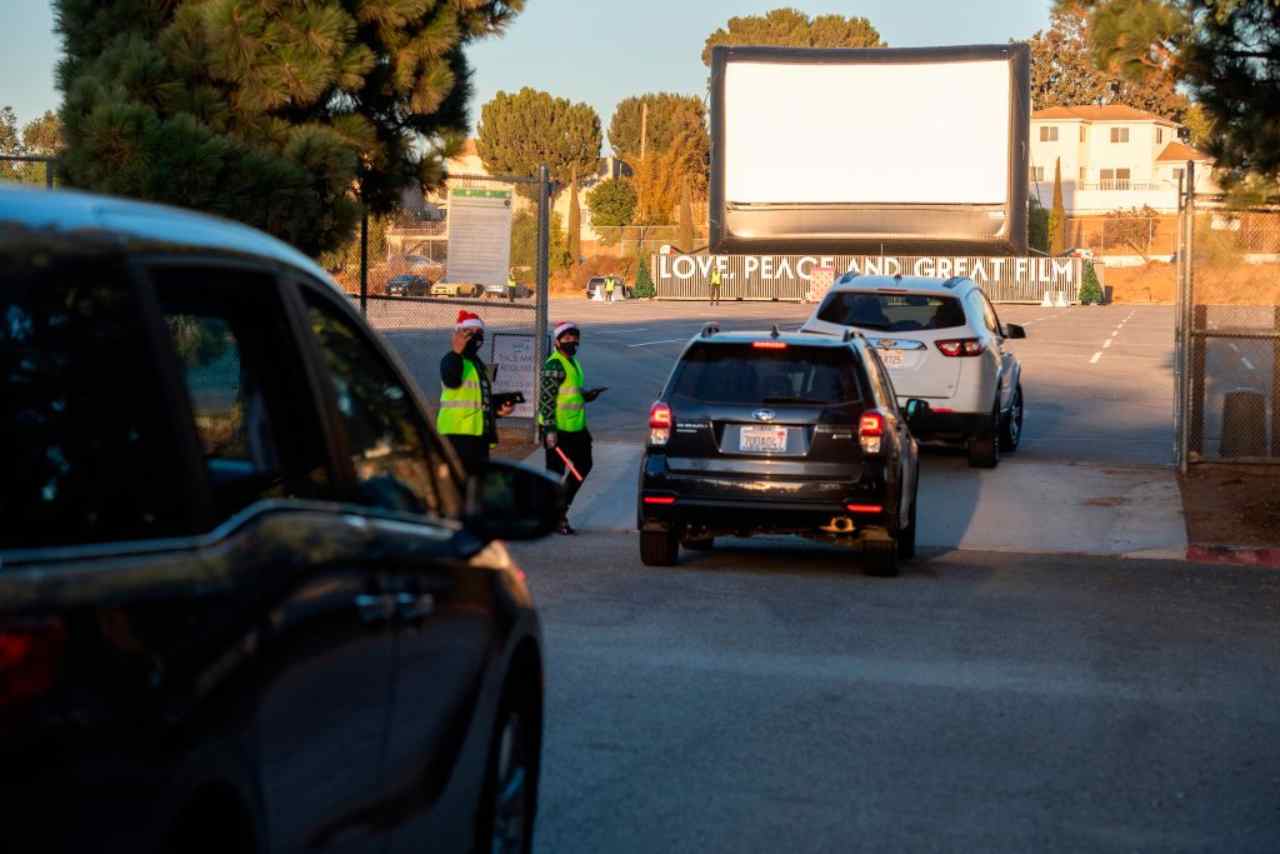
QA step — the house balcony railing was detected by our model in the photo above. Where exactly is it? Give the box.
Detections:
[1075,181,1170,192]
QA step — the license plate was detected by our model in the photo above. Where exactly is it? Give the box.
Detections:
[879,349,906,368]
[740,426,789,452]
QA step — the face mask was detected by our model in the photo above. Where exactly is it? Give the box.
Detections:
[559,341,578,357]
[465,335,484,355]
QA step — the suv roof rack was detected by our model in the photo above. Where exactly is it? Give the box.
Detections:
[701,322,719,337]
[842,328,866,343]
[770,323,781,338]
[942,276,965,289]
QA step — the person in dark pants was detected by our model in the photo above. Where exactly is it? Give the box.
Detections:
[540,321,603,534]
[437,311,513,475]
[710,265,722,306]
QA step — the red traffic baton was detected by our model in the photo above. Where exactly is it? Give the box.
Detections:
[554,446,584,482]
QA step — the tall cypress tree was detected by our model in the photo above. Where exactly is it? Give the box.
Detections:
[55,0,524,256]
[566,175,581,266]
[1049,157,1067,255]
[677,176,694,252]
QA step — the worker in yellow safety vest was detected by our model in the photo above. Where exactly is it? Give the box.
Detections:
[710,264,723,306]
[438,311,514,474]
[539,321,605,534]
[605,276,616,302]
[506,269,518,303]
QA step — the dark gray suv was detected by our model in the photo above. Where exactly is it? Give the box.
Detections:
[637,326,923,576]
[0,186,558,854]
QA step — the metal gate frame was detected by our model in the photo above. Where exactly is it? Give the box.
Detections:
[1174,160,1280,471]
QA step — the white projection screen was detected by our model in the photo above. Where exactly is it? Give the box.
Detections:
[709,44,1030,256]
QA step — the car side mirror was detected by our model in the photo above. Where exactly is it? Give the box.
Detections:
[1004,323,1027,340]
[463,459,562,542]
[904,398,932,429]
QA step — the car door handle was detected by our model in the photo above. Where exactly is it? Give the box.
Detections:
[395,592,435,621]
[354,593,396,624]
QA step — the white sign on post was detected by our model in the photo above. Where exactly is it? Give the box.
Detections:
[446,187,513,287]
[489,333,547,420]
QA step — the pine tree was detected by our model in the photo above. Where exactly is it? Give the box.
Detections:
[54,0,525,256]
[1049,158,1068,255]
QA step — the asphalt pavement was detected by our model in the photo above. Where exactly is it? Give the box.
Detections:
[508,535,1280,854]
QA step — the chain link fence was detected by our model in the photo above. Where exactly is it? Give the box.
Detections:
[329,169,552,442]
[1176,168,1280,468]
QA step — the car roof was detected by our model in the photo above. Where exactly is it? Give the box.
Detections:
[0,184,342,292]
[829,274,975,295]
[692,329,860,349]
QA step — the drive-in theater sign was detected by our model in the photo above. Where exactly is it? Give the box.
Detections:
[652,254,1082,303]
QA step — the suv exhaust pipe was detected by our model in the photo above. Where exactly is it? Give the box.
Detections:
[820,516,855,534]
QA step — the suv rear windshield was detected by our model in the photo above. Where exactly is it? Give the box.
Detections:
[817,291,966,332]
[668,343,862,405]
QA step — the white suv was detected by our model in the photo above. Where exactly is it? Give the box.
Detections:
[802,274,1026,467]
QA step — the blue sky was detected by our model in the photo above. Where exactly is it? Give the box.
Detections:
[3,1,1052,151]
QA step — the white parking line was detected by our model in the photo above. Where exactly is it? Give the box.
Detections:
[1242,357,1257,371]
[1229,343,1240,353]
[1103,339,1112,349]
[627,338,686,348]
[1090,352,1103,364]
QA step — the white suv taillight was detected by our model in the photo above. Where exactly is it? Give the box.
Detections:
[858,410,885,455]
[936,338,985,357]
[649,402,672,446]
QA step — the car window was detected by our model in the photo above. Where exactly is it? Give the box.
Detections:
[303,291,459,518]
[668,343,862,405]
[860,346,900,413]
[153,268,331,522]
[818,292,966,332]
[1,255,192,549]
[976,292,1003,337]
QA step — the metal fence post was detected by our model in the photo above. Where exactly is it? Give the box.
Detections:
[1273,306,1280,459]
[359,208,368,316]
[532,163,551,444]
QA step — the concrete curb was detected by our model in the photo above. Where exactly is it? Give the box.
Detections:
[1186,544,1280,569]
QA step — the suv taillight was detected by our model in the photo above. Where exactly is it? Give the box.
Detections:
[936,338,985,357]
[649,402,672,446]
[0,618,66,710]
[858,410,886,455]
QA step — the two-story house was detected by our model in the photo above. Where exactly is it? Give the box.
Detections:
[1029,105,1215,215]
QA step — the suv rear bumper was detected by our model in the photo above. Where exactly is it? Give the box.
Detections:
[638,452,895,533]
[903,410,991,440]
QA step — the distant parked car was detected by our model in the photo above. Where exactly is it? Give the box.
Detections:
[432,280,484,298]
[483,281,532,300]
[386,273,430,296]
[586,275,631,301]
[1061,247,1095,260]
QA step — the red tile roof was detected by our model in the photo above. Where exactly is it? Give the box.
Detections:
[1157,141,1213,162]
[1032,105,1177,124]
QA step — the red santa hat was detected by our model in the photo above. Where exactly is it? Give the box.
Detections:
[554,321,578,339]
[455,310,484,331]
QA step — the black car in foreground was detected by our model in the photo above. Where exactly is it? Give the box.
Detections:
[638,326,923,576]
[0,186,559,854]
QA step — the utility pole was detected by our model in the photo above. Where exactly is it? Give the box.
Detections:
[640,102,648,161]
